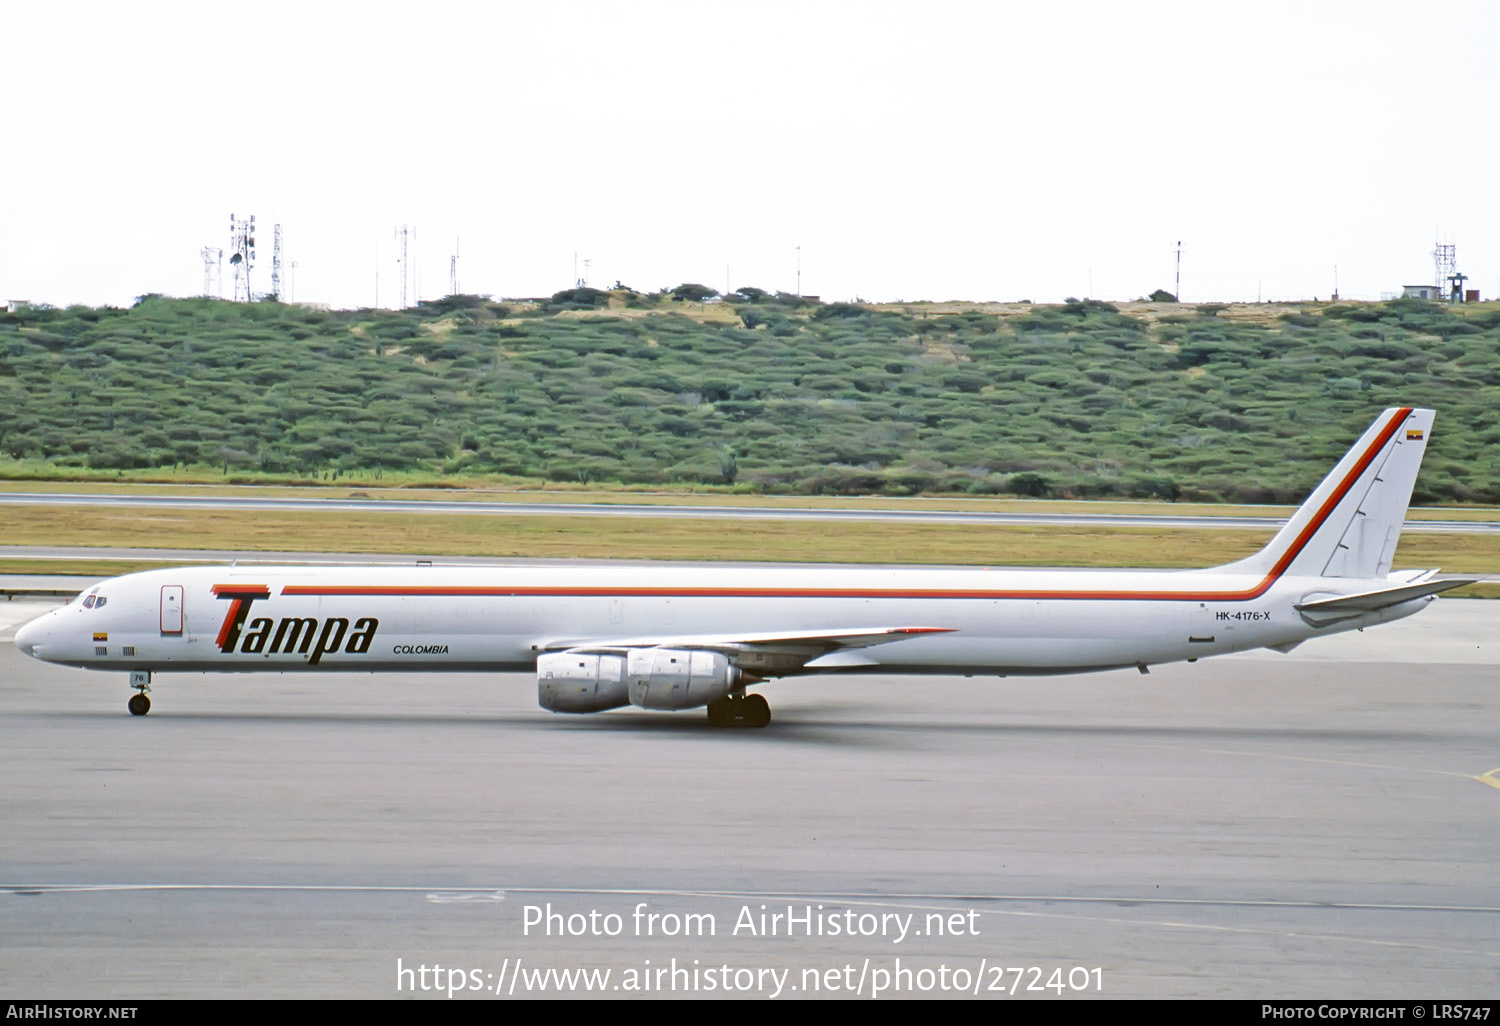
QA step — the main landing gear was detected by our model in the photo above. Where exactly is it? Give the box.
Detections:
[128,670,152,716]
[706,692,771,729]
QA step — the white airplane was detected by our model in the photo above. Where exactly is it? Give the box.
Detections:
[13,407,1473,727]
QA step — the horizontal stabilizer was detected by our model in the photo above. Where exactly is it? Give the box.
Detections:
[1295,577,1477,614]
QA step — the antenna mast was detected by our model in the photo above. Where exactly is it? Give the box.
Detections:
[200,246,222,298]
[229,213,256,302]
[395,225,412,308]
[1434,241,1456,300]
[271,224,284,301]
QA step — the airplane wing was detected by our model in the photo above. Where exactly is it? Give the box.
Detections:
[540,626,955,675]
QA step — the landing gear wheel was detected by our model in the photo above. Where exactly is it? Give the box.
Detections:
[742,693,771,728]
[127,692,151,716]
[705,693,771,728]
[706,698,734,727]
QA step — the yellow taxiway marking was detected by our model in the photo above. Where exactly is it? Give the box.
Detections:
[1476,767,1500,791]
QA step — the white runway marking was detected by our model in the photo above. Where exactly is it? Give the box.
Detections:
[5,882,1498,914]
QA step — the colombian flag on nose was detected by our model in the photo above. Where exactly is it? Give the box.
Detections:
[93,632,108,641]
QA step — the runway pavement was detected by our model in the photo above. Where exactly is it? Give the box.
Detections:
[1,595,1496,999]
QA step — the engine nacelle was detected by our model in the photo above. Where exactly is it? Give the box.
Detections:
[626,648,739,711]
[537,652,628,713]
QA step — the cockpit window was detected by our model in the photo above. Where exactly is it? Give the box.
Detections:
[82,595,96,609]
[95,596,107,608]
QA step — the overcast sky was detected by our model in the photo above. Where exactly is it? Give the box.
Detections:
[4,1,1496,310]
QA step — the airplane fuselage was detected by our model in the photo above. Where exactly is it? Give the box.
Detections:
[15,562,1431,677]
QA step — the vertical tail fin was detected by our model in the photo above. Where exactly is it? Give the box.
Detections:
[1217,407,1430,581]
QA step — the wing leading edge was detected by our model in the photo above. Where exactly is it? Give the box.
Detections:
[543,625,954,662]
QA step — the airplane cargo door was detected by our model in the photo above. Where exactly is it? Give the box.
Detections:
[160,585,184,634]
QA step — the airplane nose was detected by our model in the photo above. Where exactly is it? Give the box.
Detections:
[13,619,43,659]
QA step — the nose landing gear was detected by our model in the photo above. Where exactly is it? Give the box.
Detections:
[128,670,152,716]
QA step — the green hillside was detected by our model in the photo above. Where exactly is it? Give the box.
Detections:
[3,290,1498,504]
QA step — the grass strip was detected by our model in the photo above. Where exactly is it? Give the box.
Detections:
[2,506,1497,585]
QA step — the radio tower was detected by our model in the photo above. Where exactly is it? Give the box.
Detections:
[229,213,256,302]
[1433,241,1456,300]
[395,225,412,308]
[271,224,284,301]
[200,246,222,298]
[450,237,459,296]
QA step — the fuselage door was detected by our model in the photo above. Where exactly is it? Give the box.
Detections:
[1191,601,1243,650]
[1189,601,1218,645]
[160,585,184,634]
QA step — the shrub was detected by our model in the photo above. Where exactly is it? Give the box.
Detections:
[544,288,610,312]
[1007,472,1051,497]
[670,283,718,302]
